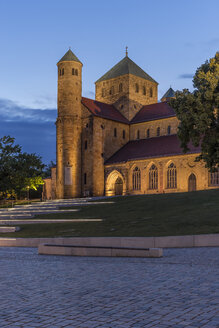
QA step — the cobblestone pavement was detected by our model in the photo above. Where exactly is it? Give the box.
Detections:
[0,247,218,328]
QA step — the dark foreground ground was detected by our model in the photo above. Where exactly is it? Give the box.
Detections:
[0,247,218,327]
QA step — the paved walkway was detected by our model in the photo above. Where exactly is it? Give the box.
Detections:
[0,247,218,328]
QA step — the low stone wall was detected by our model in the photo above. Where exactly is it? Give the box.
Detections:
[0,234,218,248]
[38,244,163,258]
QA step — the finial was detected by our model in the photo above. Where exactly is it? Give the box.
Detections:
[125,46,128,57]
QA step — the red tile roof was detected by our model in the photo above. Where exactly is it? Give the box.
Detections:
[105,135,201,164]
[131,102,176,123]
[82,97,129,124]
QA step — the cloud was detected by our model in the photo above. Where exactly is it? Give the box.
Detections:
[178,74,193,79]
[0,98,56,163]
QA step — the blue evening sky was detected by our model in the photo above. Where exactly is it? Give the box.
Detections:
[0,0,218,163]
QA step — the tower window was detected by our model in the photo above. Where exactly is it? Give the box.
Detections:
[137,130,140,139]
[72,68,75,75]
[84,140,87,150]
[123,130,125,139]
[62,68,64,75]
[150,87,153,97]
[75,69,78,76]
[59,69,62,76]
[146,128,150,138]
[135,83,139,93]
[102,88,105,97]
[119,83,123,92]
[84,173,87,185]
[157,127,160,137]
[167,125,171,135]
[114,128,117,137]
[143,86,146,95]
[109,86,114,95]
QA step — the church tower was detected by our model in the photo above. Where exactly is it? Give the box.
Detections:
[56,49,83,198]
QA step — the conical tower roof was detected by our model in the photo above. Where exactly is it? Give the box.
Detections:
[96,56,157,84]
[58,49,82,64]
[161,87,175,99]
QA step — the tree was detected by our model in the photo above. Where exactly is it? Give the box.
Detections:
[0,136,45,199]
[170,52,219,170]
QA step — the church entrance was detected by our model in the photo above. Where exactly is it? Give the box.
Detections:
[188,174,196,191]
[115,177,123,195]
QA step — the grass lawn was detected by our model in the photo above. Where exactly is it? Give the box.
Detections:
[0,189,219,238]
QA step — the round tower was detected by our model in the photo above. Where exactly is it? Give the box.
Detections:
[56,49,83,198]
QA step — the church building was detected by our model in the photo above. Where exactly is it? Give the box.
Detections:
[43,49,219,199]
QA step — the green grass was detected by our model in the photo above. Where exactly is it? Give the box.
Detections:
[0,189,219,238]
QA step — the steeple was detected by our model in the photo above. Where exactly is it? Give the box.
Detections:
[161,87,175,102]
[58,49,82,64]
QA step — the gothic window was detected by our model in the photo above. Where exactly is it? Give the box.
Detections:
[123,130,125,139]
[114,128,117,137]
[150,87,153,97]
[143,86,146,95]
[137,130,140,139]
[135,83,139,93]
[84,173,87,185]
[149,164,158,190]
[119,83,123,92]
[209,170,219,186]
[157,127,160,137]
[167,125,171,135]
[84,140,87,150]
[167,163,177,189]
[146,128,150,138]
[132,167,141,190]
[62,68,64,75]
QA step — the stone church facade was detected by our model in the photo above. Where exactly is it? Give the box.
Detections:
[43,49,219,199]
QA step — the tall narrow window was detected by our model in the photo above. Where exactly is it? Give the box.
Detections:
[84,140,87,150]
[102,88,105,97]
[59,69,62,76]
[167,163,177,189]
[75,69,78,76]
[149,164,158,190]
[123,130,125,139]
[72,68,75,75]
[119,83,123,92]
[137,130,140,139]
[147,128,150,138]
[62,68,64,75]
[109,86,114,95]
[209,170,219,186]
[132,167,141,190]
[150,87,153,97]
[157,127,160,136]
[167,125,171,135]
[84,173,87,185]
[135,83,139,93]
[114,128,117,137]
[143,86,146,95]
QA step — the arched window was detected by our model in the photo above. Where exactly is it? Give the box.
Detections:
[72,68,75,75]
[209,169,219,186]
[167,125,171,135]
[102,88,105,97]
[149,164,158,190]
[75,69,78,76]
[143,86,146,95]
[150,87,153,97]
[119,83,123,92]
[157,127,160,137]
[123,130,125,139]
[109,86,114,95]
[135,83,139,93]
[114,128,117,137]
[62,68,64,75]
[167,163,177,189]
[132,167,141,190]
[146,128,150,138]
[137,130,140,139]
